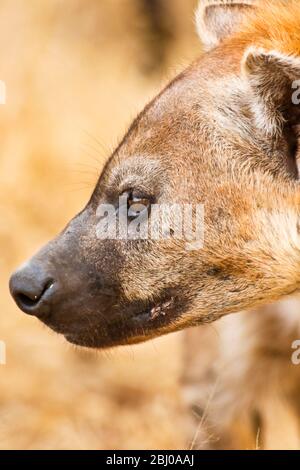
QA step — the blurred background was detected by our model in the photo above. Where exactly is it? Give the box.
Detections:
[0,0,200,449]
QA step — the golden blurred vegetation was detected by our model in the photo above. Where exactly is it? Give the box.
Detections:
[0,0,200,449]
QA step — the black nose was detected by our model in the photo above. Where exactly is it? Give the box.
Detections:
[9,263,55,317]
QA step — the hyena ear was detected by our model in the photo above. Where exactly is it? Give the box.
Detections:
[195,0,255,50]
[243,47,300,137]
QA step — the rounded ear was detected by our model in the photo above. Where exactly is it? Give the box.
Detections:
[243,47,300,137]
[195,0,256,51]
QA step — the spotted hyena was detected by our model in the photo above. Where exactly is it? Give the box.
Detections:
[9,0,300,449]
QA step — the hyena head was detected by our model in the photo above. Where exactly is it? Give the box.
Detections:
[9,0,300,347]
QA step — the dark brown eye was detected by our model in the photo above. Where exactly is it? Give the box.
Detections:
[127,192,151,219]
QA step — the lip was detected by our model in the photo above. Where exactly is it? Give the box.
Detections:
[132,296,176,321]
[44,291,188,349]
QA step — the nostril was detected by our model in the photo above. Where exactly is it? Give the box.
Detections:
[15,280,54,308]
[9,268,55,316]
[16,292,40,308]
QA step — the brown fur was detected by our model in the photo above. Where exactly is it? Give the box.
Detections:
[182,0,300,449]
[228,0,300,55]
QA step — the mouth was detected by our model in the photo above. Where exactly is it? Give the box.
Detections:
[131,296,177,321]
[61,293,187,349]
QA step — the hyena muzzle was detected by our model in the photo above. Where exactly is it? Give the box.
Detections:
[9,0,300,349]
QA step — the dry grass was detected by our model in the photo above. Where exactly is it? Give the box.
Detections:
[0,0,199,449]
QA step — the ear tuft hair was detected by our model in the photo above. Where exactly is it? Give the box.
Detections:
[195,0,256,51]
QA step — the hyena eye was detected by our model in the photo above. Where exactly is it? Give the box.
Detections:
[123,190,152,219]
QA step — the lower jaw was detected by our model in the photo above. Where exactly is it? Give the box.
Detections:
[53,295,187,348]
[64,317,178,349]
